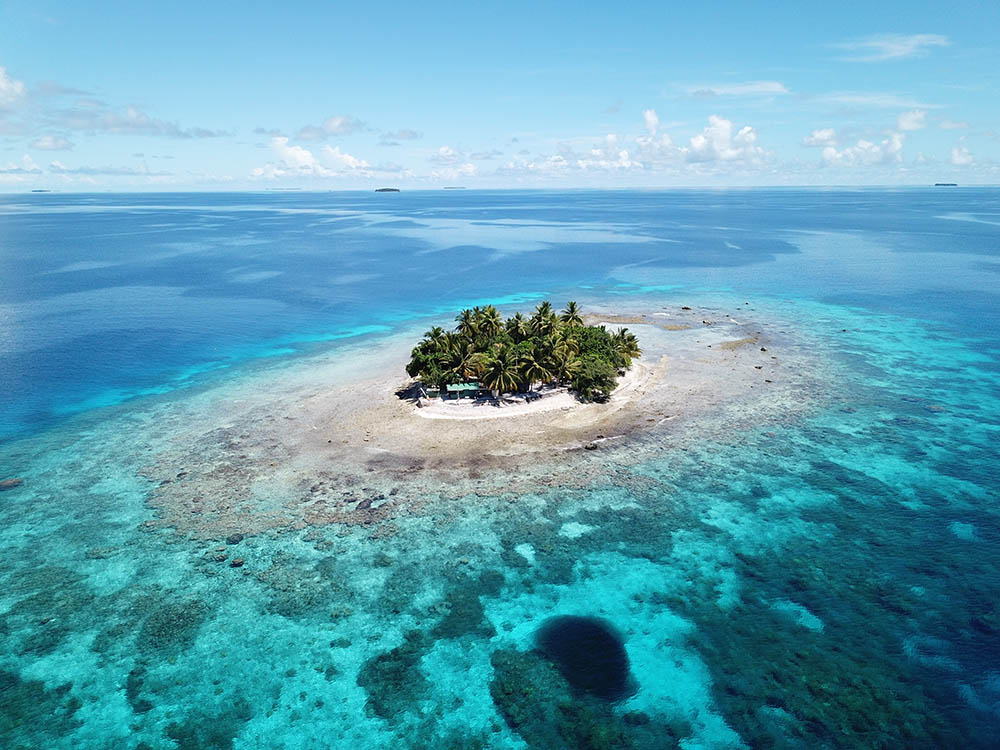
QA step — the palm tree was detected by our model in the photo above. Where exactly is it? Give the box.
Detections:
[612,328,642,366]
[478,305,504,339]
[481,344,521,395]
[519,344,554,391]
[538,332,562,362]
[464,351,491,380]
[554,331,577,362]
[446,339,485,381]
[455,308,477,339]
[423,326,446,351]
[549,333,580,383]
[506,312,530,343]
[529,301,557,337]
[560,301,583,327]
[555,354,582,382]
[409,300,638,398]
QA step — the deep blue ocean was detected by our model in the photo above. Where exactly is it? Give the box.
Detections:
[1,189,998,748]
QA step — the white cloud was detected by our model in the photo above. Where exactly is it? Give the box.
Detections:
[36,81,91,97]
[821,132,905,166]
[296,115,366,141]
[498,115,769,179]
[820,92,937,110]
[321,145,370,171]
[271,136,320,170]
[834,33,950,62]
[430,146,466,165]
[897,110,926,131]
[54,104,227,138]
[0,67,26,106]
[803,128,838,147]
[0,155,41,174]
[686,81,789,98]
[431,163,477,181]
[255,136,371,178]
[498,154,571,177]
[322,115,364,135]
[48,160,170,176]
[687,115,766,164]
[643,109,659,135]
[31,135,73,150]
[940,119,969,130]
[380,129,421,142]
[469,149,504,160]
[950,145,973,166]
[576,134,639,171]
[634,133,678,164]
[250,164,284,179]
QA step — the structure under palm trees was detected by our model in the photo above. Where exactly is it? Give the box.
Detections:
[406,301,641,402]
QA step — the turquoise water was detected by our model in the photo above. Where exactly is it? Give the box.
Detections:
[1,189,999,748]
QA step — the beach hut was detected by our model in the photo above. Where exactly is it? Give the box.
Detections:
[445,382,483,399]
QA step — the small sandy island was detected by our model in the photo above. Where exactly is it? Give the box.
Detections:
[139,304,825,538]
[414,358,653,422]
[394,310,782,438]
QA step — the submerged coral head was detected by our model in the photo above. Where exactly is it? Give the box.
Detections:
[534,615,636,701]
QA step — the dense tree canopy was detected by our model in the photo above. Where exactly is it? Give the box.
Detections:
[406,301,640,401]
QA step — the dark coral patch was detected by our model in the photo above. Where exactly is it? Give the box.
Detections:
[163,696,252,750]
[490,648,685,750]
[0,669,83,748]
[535,615,635,701]
[136,598,210,655]
[356,630,430,722]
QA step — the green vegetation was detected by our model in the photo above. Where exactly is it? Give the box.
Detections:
[406,301,640,401]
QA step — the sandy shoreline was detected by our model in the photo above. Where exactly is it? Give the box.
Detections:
[413,357,654,421]
[137,304,827,539]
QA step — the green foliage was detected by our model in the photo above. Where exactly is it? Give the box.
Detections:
[405,301,639,399]
[571,355,619,402]
[576,325,623,368]
[560,300,584,327]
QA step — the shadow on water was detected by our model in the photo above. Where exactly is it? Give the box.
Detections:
[534,615,637,701]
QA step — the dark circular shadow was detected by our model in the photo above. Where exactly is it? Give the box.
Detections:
[534,615,637,701]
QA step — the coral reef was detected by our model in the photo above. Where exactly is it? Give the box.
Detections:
[357,630,431,723]
[489,648,687,749]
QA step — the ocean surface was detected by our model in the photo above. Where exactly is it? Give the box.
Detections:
[1,189,998,748]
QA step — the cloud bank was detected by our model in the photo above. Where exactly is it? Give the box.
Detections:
[834,33,950,62]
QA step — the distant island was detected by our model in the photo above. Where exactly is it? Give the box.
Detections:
[30,189,52,193]
[406,301,640,402]
[935,183,958,187]
[443,186,467,190]
[375,187,400,192]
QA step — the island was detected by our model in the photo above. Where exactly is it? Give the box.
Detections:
[934,183,958,187]
[405,301,640,404]
[374,187,401,192]
[138,300,802,537]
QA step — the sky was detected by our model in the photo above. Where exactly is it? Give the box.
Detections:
[1,1,998,190]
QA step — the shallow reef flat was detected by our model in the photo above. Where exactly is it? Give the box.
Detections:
[135,303,825,541]
[1,295,998,749]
